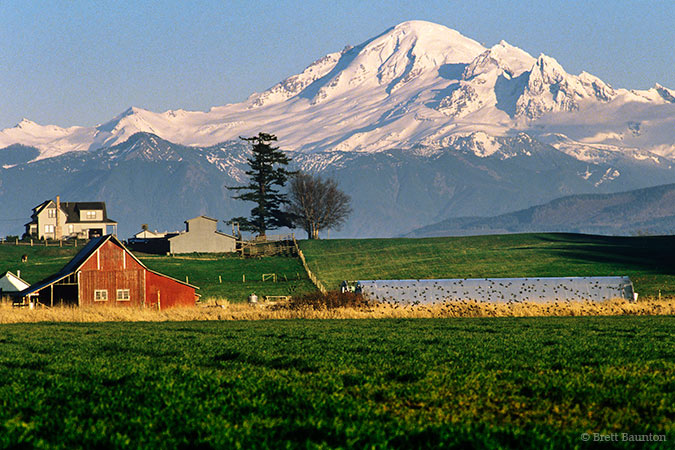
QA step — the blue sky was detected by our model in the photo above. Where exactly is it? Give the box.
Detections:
[1,0,673,129]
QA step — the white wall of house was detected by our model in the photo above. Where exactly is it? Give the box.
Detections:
[79,209,102,221]
[35,203,68,239]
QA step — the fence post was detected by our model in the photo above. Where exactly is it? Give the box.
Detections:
[293,239,327,294]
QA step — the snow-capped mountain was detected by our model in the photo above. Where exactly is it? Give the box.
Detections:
[3,20,675,239]
[2,20,674,163]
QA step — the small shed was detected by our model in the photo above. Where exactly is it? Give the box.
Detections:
[348,276,635,304]
[0,271,30,302]
[168,216,237,254]
[133,229,169,239]
[21,235,198,309]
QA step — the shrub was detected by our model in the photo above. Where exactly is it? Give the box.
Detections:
[286,290,370,310]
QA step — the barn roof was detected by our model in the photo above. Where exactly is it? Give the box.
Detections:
[21,235,197,297]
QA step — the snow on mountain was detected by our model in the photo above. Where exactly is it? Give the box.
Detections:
[2,20,674,162]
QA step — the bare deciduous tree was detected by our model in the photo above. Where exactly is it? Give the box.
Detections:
[287,172,352,239]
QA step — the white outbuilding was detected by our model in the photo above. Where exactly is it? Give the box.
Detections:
[348,276,635,304]
[0,271,30,301]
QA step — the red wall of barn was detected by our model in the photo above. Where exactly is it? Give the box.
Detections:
[77,239,196,309]
[79,240,145,307]
[145,270,196,309]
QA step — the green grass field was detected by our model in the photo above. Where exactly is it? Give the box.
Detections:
[135,253,316,301]
[4,232,675,301]
[299,233,675,298]
[0,243,316,302]
[0,243,80,285]
[0,317,672,448]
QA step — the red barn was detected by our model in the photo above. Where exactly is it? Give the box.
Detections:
[21,235,198,309]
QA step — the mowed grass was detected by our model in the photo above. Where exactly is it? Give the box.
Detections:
[0,317,673,449]
[0,243,80,284]
[136,253,316,301]
[0,244,316,302]
[299,233,675,298]
[5,232,675,302]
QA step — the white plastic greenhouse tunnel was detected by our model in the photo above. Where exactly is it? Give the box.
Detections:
[342,276,635,305]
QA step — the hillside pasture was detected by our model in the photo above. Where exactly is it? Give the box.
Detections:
[0,243,315,303]
[136,253,315,301]
[298,233,675,298]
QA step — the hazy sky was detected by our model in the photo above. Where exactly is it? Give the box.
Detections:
[1,0,673,129]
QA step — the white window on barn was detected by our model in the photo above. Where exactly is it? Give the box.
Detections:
[86,211,96,219]
[116,289,130,301]
[44,224,54,233]
[94,290,108,301]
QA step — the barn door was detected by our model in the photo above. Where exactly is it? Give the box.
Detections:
[147,290,161,310]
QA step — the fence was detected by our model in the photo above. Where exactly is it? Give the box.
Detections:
[292,236,327,294]
[0,238,83,247]
[238,234,296,257]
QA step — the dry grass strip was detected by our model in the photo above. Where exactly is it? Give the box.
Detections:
[1,298,674,324]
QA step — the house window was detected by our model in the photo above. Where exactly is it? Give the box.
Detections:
[86,211,97,219]
[94,290,108,301]
[116,289,130,301]
[44,224,54,233]
[68,224,74,234]
[48,209,56,218]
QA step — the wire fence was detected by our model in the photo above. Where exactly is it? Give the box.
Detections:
[293,236,327,294]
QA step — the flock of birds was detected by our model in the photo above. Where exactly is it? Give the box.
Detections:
[355,277,634,305]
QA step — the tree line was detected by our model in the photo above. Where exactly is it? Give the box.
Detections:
[228,132,351,239]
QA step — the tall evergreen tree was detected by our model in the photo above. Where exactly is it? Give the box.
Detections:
[228,133,294,237]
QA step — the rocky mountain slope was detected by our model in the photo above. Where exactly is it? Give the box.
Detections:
[2,132,675,238]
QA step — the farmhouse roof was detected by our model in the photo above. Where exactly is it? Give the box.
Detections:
[27,200,117,225]
[21,235,197,297]
[61,202,117,224]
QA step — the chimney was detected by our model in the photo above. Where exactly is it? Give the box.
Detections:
[54,195,61,240]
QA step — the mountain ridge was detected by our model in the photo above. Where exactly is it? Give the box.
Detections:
[406,183,675,237]
[3,131,675,239]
